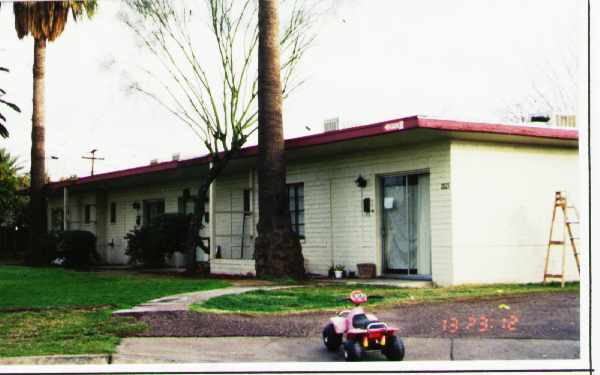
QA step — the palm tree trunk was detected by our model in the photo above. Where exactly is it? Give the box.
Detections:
[254,0,305,279]
[28,38,47,265]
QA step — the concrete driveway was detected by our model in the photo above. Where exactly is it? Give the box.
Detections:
[113,336,580,363]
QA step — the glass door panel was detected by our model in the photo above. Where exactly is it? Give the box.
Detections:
[381,174,431,277]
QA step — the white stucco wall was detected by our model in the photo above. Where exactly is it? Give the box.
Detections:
[288,140,452,285]
[211,140,453,283]
[105,180,211,266]
[45,137,579,286]
[48,179,209,267]
[450,140,580,285]
[47,191,97,234]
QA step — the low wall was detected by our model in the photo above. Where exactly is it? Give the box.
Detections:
[210,259,256,276]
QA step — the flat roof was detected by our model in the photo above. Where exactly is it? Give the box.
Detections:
[47,115,578,190]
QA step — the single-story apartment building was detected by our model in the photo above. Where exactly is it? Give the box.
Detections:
[45,116,581,286]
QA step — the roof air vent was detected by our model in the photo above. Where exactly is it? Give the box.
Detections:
[554,115,576,128]
[323,117,340,132]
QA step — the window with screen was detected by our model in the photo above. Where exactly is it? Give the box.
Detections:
[110,203,117,223]
[287,183,305,238]
[243,189,252,213]
[51,208,64,231]
[143,199,165,226]
[178,193,209,223]
[84,204,94,224]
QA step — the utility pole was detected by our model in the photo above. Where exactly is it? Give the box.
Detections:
[82,149,104,176]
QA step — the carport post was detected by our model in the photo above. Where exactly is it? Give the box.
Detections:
[209,163,216,261]
[63,187,69,231]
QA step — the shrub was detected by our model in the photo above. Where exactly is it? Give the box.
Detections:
[152,213,190,254]
[124,226,160,267]
[125,213,191,268]
[58,230,99,268]
[39,230,62,263]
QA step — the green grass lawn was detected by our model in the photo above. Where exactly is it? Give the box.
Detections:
[0,266,230,357]
[192,281,579,314]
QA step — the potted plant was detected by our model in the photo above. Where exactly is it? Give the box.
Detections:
[334,264,345,279]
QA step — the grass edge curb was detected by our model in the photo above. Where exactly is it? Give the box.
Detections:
[0,354,111,365]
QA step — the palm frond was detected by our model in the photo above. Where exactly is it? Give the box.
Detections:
[70,0,97,20]
[0,148,20,170]
[13,1,96,42]
[0,99,21,113]
[0,65,19,139]
[0,123,8,138]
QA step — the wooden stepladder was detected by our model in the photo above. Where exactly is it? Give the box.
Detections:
[543,191,581,287]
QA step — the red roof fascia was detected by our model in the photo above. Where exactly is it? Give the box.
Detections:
[49,159,182,190]
[417,118,578,140]
[284,116,420,148]
[46,116,577,190]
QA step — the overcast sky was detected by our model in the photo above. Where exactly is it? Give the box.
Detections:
[0,0,579,180]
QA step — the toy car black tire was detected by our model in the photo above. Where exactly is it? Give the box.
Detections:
[343,340,364,361]
[382,336,405,361]
[322,324,342,351]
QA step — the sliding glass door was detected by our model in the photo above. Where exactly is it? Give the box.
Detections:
[381,173,431,278]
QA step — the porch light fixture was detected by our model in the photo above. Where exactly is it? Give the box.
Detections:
[132,201,141,210]
[355,175,367,188]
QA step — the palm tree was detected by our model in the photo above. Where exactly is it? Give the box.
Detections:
[11,1,96,264]
[0,66,21,138]
[254,0,305,279]
[0,148,25,227]
[0,148,20,173]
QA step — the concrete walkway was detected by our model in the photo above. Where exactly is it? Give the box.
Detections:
[113,286,290,315]
[113,336,580,363]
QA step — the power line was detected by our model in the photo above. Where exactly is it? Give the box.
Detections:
[81,149,105,176]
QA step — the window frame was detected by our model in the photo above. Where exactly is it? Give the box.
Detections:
[178,194,209,223]
[110,202,117,224]
[51,208,64,231]
[287,183,305,239]
[84,204,92,224]
[243,189,252,213]
[143,199,165,226]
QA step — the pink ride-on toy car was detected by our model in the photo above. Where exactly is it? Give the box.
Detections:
[322,290,405,361]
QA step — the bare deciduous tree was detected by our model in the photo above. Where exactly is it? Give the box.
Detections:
[500,39,577,124]
[121,0,314,274]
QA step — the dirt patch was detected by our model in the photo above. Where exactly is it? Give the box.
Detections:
[227,279,280,287]
[128,292,579,340]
